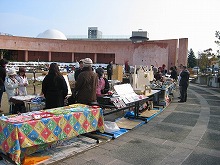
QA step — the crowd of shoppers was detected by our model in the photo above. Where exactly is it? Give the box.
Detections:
[0,56,191,114]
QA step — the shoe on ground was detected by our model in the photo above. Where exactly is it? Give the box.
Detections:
[178,100,185,103]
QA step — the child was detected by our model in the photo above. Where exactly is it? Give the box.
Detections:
[16,67,28,96]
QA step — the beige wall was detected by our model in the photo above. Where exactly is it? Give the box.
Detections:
[132,43,169,67]
[178,38,188,67]
[0,35,188,67]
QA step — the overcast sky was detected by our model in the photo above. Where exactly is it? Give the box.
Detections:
[0,0,219,56]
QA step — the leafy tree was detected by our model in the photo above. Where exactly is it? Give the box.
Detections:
[215,31,220,47]
[215,31,220,66]
[198,48,215,71]
[187,48,197,68]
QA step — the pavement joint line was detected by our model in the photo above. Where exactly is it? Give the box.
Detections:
[190,84,220,97]
[209,114,220,118]
[159,146,194,165]
[171,110,201,115]
[159,122,194,130]
[207,129,220,135]
[195,146,220,158]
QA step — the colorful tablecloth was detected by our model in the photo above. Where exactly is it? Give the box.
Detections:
[0,107,104,164]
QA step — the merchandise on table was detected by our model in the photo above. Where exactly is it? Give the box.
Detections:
[31,96,45,104]
[0,105,104,164]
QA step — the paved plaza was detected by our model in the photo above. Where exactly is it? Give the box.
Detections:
[51,83,220,165]
[1,83,219,165]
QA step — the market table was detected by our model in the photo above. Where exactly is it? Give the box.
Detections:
[144,89,161,105]
[10,95,45,112]
[99,89,160,117]
[0,105,105,164]
[101,96,150,118]
[151,83,175,107]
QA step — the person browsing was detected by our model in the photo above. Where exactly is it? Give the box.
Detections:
[5,68,26,114]
[75,58,98,104]
[16,67,28,96]
[42,63,68,109]
[96,67,110,96]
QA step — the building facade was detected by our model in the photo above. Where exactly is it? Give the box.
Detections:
[0,35,188,69]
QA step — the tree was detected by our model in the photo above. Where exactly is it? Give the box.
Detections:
[187,48,197,68]
[198,48,215,72]
[215,31,220,47]
[215,31,220,66]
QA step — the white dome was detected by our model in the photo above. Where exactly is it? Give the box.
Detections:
[36,29,67,40]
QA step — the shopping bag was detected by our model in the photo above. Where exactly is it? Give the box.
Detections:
[104,121,120,133]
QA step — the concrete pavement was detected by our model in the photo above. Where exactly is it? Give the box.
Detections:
[45,83,220,165]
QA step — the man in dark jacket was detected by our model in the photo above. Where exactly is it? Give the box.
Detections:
[75,58,98,104]
[0,59,8,112]
[178,66,190,102]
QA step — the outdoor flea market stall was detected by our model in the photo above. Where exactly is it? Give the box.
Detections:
[0,104,104,164]
[0,65,176,164]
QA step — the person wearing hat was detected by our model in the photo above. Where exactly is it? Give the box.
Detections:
[96,67,110,96]
[4,68,19,100]
[16,67,28,96]
[74,58,98,104]
[0,58,8,113]
[5,68,26,114]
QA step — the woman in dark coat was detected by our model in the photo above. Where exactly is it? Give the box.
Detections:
[42,63,68,109]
